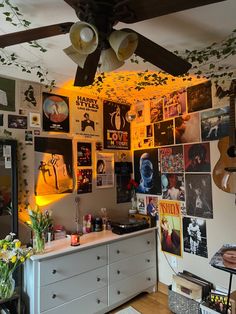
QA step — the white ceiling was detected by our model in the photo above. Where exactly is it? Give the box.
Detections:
[0,0,236,89]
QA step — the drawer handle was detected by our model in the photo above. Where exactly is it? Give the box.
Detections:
[97,277,101,282]
[147,277,151,281]
[52,294,57,299]
[97,299,101,304]
[116,250,120,254]
[97,256,100,260]
[146,259,150,263]
[147,240,150,245]
[117,270,120,275]
[52,269,57,274]
[117,290,121,295]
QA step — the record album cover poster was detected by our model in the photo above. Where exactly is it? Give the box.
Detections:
[133,148,161,195]
[154,119,174,147]
[159,200,182,257]
[19,80,41,110]
[35,137,73,196]
[0,76,15,112]
[74,95,102,139]
[77,169,92,194]
[103,100,130,150]
[210,244,236,272]
[116,174,131,203]
[8,115,27,129]
[187,81,212,113]
[183,217,208,258]
[175,113,200,144]
[184,143,211,172]
[150,98,163,123]
[161,173,185,201]
[160,145,184,173]
[201,106,230,141]
[163,88,186,119]
[77,142,92,166]
[43,93,69,132]
[185,173,213,218]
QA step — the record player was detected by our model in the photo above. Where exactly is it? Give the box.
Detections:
[111,218,149,235]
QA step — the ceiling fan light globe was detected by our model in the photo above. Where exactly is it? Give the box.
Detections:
[99,48,124,72]
[109,30,138,61]
[80,27,94,43]
[63,45,87,68]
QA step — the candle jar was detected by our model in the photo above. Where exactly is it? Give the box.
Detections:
[71,233,80,246]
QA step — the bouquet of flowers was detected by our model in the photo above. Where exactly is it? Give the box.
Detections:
[127,178,139,192]
[0,233,33,299]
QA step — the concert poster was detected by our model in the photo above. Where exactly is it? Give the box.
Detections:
[73,95,102,139]
[77,142,92,167]
[34,137,73,196]
[19,80,41,110]
[103,100,130,150]
[159,200,182,257]
[0,76,15,112]
[42,92,69,133]
[163,88,186,120]
[133,148,161,195]
[183,217,208,258]
[175,113,200,144]
[154,119,174,147]
[77,169,92,194]
[150,98,163,123]
[187,81,212,113]
[160,145,184,173]
[184,143,211,172]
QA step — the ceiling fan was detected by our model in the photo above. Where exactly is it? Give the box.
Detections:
[0,0,226,87]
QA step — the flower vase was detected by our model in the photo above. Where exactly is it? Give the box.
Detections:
[0,272,15,300]
[33,232,45,254]
[129,190,137,214]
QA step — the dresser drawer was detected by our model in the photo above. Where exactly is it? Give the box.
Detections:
[109,250,156,283]
[39,245,107,286]
[109,267,156,306]
[40,266,107,312]
[109,231,155,263]
[42,287,108,314]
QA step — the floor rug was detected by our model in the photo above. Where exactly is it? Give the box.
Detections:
[115,306,141,314]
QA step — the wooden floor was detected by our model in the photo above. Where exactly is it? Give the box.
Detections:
[108,291,172,314]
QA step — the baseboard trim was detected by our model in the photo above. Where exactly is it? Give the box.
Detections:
[157,281,169,295]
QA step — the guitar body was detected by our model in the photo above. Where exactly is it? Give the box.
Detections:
[213,136,236,194]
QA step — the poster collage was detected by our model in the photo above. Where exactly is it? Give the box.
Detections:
[131,80,232,260]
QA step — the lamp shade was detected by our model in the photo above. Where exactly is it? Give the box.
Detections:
[109,30,138,61]
[99,48,124,72]
[69,21,98,55]
[63,45,87,68]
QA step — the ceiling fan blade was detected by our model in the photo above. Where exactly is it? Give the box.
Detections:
[118,0,226,23]
[74,48,101,87]
[0,22,73,48]
[64,0,78,11]
[123,28,191,76]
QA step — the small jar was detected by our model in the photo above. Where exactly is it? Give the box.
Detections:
[71,233,80,246]
[94,217,102,232]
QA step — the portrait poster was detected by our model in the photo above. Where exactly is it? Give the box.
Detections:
[201,106,230,141]
[161,173,185,201]
[0,76,15,112]
[159,200,182,257]
[183,217,208,258]
[96,152,114,188]
[34,137,73,196]
[160,145,184,173]
[29,112,41,128]
[146,195,159,218]
[74,95,102,139]
[187,81,212,113]
[154,119,174,147]
[103,100,130,150]
[77,142,92,167]
[175,113,200,144]
[18,80,41,110]
[8,115,27,129]
[163,88,186,120]
[210,244,236,272]
[150,98,163,123]
[184,143,211,172]
[77,169,92,194]
[116,174,131,203]
[133,148,161,195]
[42,92,69,133]
[185,173,213,218]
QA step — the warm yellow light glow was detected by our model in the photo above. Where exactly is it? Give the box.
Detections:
[35,194,66,207]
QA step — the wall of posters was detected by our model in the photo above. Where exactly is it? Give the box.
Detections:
[77,142,92,166]
[103,100,130,150]
[74,95,102,139]
[159,200,182,257]
[96,152,114,188]
[42,93,69,132]
[77,169,92,194]
[34,137,73,196]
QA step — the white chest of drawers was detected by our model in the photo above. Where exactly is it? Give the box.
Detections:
[24,228,157,314]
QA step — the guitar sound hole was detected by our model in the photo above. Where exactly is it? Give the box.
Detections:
[227,145,236,158]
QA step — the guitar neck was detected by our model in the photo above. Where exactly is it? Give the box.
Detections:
[229,80,236,147]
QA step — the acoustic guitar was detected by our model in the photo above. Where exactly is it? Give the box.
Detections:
[213,79,236,194]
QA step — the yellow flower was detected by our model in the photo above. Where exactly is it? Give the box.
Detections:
[3,244,8,251]
[20,256,25,263]
[26,252,31,258]
[15,240,21,249]
[11,255,17,263]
